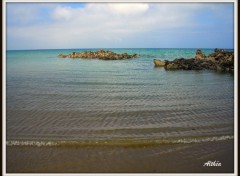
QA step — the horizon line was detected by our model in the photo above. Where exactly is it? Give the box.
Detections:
[6,47,234,51]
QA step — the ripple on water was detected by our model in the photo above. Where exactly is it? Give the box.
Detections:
[6,49,234,142]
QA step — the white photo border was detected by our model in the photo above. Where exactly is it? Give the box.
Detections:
[2,0,238,175]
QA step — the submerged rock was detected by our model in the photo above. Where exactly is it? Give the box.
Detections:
[154,49,234,72]
[58,50,138,60]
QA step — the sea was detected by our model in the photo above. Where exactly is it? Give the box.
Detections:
[6,48,234,147]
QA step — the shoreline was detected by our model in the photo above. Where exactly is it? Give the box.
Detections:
[6,139,234,173]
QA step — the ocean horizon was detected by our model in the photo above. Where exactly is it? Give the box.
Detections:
[6,47,235,52]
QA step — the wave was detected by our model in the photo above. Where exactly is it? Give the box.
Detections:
[6,135,234,147]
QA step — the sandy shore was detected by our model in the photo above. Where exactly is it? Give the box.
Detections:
[6,139,234,173]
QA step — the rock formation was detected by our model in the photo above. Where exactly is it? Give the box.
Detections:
[154,49,234,72]
[195,49,206,59]
[58,50,138,60]
[153,59,165,67]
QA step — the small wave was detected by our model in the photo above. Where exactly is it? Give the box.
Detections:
[173,135,233,144]
[6,135,233,147]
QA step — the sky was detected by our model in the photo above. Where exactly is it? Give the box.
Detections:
[6,2,234,50]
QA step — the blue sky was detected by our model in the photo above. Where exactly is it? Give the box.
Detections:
[6,3,234,50]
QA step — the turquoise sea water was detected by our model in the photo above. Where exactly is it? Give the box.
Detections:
[6,48,234,146]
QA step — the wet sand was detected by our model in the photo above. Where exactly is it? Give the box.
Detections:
[6,139,234,173]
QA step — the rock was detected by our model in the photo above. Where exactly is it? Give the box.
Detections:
[58,54,67,58]
[153,59,166,67]
[58,50,138,60]
[215,64,224,72]
[206,56,216,62]
[214,48,225,53]
[162,49,234,72]
[195,49,206,59]
[165,63,179,70]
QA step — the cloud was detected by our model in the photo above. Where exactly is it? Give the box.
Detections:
[52,6,73,21]
[108,3,149,16]
[6,3,234,49]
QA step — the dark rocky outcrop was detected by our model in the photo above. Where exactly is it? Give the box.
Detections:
[154,49,234,72]
[58,50,138,60]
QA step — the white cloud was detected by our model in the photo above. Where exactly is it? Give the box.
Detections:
[52,6,73,21]
[6,3,234,49]
[108,3,149,16]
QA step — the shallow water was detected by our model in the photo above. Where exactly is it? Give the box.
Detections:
[6,48,234,145]
[7,140,234,173]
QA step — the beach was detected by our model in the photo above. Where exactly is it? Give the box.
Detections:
[7,139,234,173]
